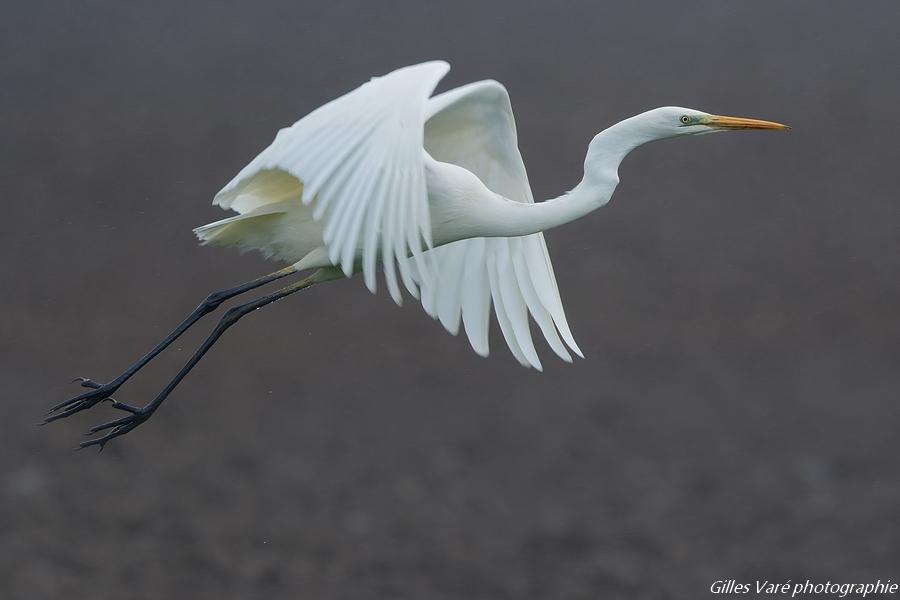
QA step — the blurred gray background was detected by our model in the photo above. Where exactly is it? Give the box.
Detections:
[2,1,899,598]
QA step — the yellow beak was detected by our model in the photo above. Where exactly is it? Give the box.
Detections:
[705,115,790,130]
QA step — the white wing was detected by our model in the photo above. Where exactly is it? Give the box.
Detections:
[213,61,450,304]
[419,81,582,370]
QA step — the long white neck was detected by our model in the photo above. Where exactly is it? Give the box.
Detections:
[490,114,658,238]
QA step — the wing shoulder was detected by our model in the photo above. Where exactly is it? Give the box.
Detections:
[425,79,530,203]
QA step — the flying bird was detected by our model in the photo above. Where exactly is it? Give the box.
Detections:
[45,60,788,449]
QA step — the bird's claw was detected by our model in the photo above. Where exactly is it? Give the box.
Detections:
[44,379,120,424]
[79,409,151,451]
[47,377,150,450]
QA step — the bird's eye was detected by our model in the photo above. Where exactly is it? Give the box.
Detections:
[680,115,691,125]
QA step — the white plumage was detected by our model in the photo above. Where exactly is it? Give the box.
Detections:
[204,61,446,302]
[196,60,579,369]
[49,60,788,448]
[420,79,581,369]
[194,60,787,369]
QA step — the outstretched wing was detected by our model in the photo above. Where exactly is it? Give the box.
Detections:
[213,61,450,304]
[418,80,582,370]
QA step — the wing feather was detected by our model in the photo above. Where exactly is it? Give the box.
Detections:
[417,80,581,368]
[496,240,542,370]
[511,240,571,362]
[213,61,450,301]
[486,254,529,367]
[460,239,492,357]
[436,248,466,335]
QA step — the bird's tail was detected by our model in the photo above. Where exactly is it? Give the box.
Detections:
[193,201,293,255]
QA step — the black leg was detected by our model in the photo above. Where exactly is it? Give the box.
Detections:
[45,265,298,424]
[77,268,339,450]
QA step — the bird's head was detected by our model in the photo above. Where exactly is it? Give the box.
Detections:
[644,106,790,138]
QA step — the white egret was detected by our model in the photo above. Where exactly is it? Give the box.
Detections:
[46,60,788,449]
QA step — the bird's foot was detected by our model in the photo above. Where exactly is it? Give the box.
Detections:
[44,378,122,424]
[79,405,152,451]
